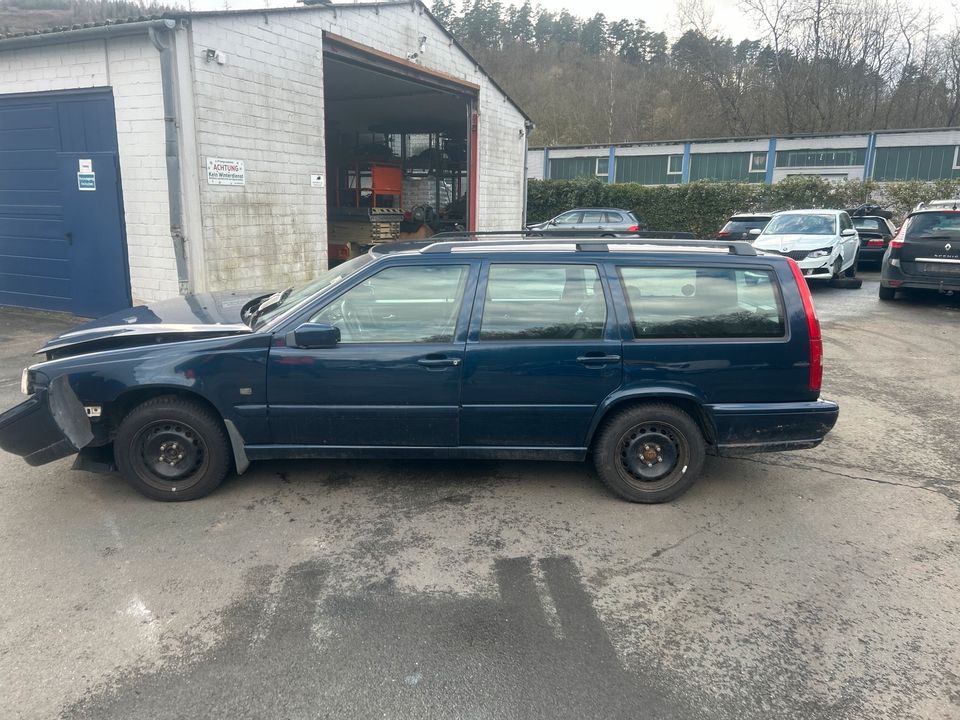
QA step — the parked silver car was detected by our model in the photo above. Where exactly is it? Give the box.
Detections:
[526,207,643,237]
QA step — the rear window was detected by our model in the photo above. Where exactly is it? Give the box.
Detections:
[618,267,784,339]
[721,218,769,233]
[905,212,960,239]
[603,212,624,223]
[853,217,885,231]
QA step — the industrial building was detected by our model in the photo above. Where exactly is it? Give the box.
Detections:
[0,1,531,316]
[529,128,960,186]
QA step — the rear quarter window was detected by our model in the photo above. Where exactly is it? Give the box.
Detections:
[618,266,785,339]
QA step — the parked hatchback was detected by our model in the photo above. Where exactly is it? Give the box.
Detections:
[717,213,772,241]
[852,215,898,266]
[0,237,838,504]
[880,205,960,300]
[526,208,643,237]
[752,209,859,280]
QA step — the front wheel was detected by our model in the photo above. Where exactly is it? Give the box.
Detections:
[114,396,231,501]
[593,403,706,503]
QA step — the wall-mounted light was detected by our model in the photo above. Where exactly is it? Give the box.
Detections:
[205,48,227,65]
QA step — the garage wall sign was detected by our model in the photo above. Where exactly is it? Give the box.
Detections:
[310,173,325,188]
[206,158,245,186]
[77,172,96,191]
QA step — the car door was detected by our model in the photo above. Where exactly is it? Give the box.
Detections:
[580,210,605,232]
[267,262,477,447]
[459,262,623,448]
[839,213,857,263]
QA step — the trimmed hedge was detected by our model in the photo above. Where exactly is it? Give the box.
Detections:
[526,177,960,237]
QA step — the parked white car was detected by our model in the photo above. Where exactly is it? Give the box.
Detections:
[751,209,859,280]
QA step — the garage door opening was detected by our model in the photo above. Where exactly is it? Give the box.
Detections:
[322,37,477,265]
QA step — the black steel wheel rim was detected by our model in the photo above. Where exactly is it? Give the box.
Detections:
[616,422,686,491]
[132,420,208,491]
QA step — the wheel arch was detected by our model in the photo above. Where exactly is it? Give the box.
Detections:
[107,385,249,474]
[586,390,717,450]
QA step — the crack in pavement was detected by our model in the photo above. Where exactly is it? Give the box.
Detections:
[727,455,960,507]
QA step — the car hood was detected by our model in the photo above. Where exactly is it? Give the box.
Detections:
[754,234,839,251]
[37,292,265,356]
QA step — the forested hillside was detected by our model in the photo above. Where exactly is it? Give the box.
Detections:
[432,0,960,145]
[0,0,175,37]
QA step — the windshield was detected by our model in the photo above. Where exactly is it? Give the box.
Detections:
[763,213,837,236]
[251,253,375,330]
[905,211,960,239]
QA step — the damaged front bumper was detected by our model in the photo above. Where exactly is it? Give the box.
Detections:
[0,376,93,466]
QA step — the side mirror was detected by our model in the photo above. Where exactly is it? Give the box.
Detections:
[548,219,558,226]
[286,322,340,349]
[841,228,857,237]
[748,228,762,236]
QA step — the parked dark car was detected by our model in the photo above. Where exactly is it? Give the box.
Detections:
[526,208,643,237]
[880,204,960,300]
[0,236,838,504]
[844,205,899,266]
[717,213,772,241]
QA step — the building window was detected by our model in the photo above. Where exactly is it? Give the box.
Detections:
[953,146,960,170]
[595,157,609,179]
[667,154,683,175]
[749,151,768,173]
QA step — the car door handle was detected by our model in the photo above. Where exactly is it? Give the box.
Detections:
[576,354,621,364]
[418,357,461,368]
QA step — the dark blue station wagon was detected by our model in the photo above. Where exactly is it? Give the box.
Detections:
[0,237,838,503]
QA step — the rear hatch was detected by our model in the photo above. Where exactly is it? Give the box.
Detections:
[899,211,960,276]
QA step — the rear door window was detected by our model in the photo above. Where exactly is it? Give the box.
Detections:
[480,264,606,341]
[581,211,604,224]
[618,266,784,339]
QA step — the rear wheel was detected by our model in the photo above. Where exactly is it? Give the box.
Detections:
[879,285,896,301]
[593,403,706,503]
[114,396,231,501]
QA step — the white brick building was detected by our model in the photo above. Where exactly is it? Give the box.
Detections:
[0,2,531,316]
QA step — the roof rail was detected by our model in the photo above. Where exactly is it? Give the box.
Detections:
[421,232,757,256]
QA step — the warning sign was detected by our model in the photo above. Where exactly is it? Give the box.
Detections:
[206,157,245,186]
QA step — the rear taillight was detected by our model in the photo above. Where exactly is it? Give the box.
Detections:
[890,225,906,249]
[787,258,823,393]
[627,224,639,232]
[717,231,732,237]
[867,239,884,247]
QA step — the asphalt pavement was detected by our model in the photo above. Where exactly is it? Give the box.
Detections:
[0,272,958,720]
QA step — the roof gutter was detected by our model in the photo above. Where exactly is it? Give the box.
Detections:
[0,18,176,51]
[148,22,190,295]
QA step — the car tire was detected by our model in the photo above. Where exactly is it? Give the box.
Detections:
[593,403,706,503]
[114,395,231,501]
[878,285,896,301]
[831,256,843,280]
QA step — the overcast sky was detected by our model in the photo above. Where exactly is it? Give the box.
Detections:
[183,0,956,42]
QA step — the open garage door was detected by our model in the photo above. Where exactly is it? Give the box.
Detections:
[322,35,478,264]
[0,88,130,316]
